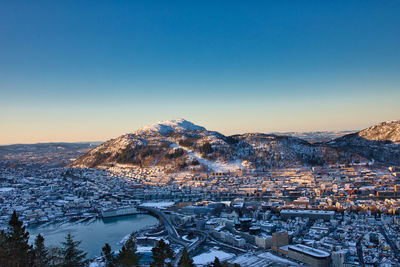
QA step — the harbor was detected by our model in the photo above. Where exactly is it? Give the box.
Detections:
[27,214,159,258]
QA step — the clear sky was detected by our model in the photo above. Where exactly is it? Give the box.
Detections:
[1,1,399,144]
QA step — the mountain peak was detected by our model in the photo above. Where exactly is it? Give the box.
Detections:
[358,120,400,142]
[135,118,207,135]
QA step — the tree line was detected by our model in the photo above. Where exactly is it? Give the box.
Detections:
[0,211,238,267]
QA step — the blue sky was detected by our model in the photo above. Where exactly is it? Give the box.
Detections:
[1,1,399,144]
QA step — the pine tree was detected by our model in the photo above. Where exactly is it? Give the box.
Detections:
[151,239,174,267]
[210,257,230,267]
[60,233,87,267]
[178,247,194,267]
[199,142,213,156]
[0,230,8,267]
[116,235,141,267]
[47,246,64,267]
[33,234,49,267]
[5,210,32,267]
[101,243,116,267]
[210,257,221,267]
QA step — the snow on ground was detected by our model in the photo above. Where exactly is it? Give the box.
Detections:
[220,201,231,206]
[135,118,206,134]
[140,201,175,209]
[193,249,235,265]
[118,234,131,245]
[136,246,153,253]
[258,252,300,265]
[0,187,14,193]
[171,142,245,172]
[194,155,244,172]
[89,261,105,267]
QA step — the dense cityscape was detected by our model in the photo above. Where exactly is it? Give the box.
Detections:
[2,1,400,266]
[1,138,400,266]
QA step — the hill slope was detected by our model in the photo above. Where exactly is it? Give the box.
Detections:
[70,119,371,172]
[327,120,400,165]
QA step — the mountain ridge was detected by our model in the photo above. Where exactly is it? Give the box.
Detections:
[69,119,400,171]
[327,120,400,165]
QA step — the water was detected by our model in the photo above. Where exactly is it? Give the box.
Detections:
[28,214,159,258]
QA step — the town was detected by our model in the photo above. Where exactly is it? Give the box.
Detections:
[2,0,400,265]
[1,160,400,266]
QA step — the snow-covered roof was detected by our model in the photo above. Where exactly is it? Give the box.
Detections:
[0,187,14,193]
[281,209,335,215]
[288,244,330,258]
[193,249,235,265]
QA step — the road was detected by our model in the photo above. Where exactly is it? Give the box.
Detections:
[138,206,188,246]
[379,223,400,263]
[173,229,208,265]
[356,236,365,267]
[138,206,208,265]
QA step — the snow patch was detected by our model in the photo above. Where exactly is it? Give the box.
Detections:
[258,252,300,265]
[193,249,235,265]
[135,119,206,134]
[173,142,246,172]
[136,246,153,253]
[0,188,14,193]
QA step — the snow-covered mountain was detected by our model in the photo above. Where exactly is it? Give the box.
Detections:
[70,119,234,171]
[135,118,207,135]
[357,120,400,143]
[327,120,400,165]
[69,119,399,172]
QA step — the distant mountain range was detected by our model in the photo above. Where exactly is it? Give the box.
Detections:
[69,119,400,172]
[273,130,355,143]
[0,142,100,166]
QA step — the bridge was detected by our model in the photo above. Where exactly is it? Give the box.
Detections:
[137,206,207,264]
[138,206,188,246]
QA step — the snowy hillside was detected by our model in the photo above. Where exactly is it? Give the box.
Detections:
[135,118,207,135]
[357,120,400,143]
[69,119,398,171]
[327,120,400,165]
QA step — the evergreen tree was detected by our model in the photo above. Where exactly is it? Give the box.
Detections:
[178,247,194,267]
[210,257,221,267]
[33,234,49,267]
[151,239,174,267]
[209,257,230,267]
[0,230,8,267]
[47,246,64,267]
[116,235,141,267]
[60,233,87,267]
[101,243,116,267]
[199,142,213,156]
[5,210,32,267]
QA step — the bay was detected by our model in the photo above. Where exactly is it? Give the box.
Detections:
[28,214,159,258]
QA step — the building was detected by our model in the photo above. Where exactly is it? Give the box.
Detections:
[255,235,272,249]
[287,244,330,267]
[280,209,335,220]
[102,206,138,218]
[272,231,289,250]
[332,250,347,267]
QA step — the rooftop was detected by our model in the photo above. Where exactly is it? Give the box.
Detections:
[288,244,331,258]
